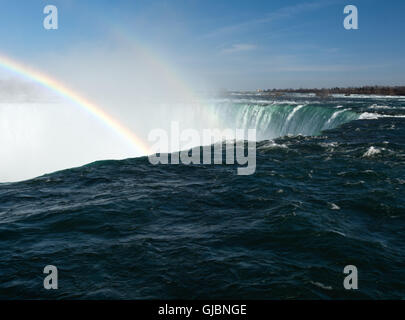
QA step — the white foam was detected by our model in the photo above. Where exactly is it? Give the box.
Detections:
[258,141,288,150]
[286,105,305,122]
[207,98,303,105]
[369,104,391,110]
[359,112,405,120]
[363,146,382,157]
[332,94,405,99]
[359,112,380,120]
[329,203,341,210]
[327,109,349,124]
[310,281,333,290]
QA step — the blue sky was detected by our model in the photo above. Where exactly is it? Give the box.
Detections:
[0,0,405,90]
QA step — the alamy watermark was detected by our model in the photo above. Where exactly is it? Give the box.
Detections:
[43,5,58,30]
[148,122,257,175]
[343,5,359,30]
[40,263,358,292]
[43,265,58,290]
[42,5,357,31]
[343,265,358,290]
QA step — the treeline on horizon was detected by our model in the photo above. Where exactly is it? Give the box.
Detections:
[261,86,405,96]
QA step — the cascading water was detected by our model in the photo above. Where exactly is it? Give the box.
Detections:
[1,92,361,182]
[202,101,359,140]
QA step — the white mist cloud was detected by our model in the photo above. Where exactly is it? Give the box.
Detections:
[0,98,136,182]
[0,38,219,182]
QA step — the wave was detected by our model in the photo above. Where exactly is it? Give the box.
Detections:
[332,94,405,99]
[363,146,383,158]
[368,104,391,110]
[359,112,405,120]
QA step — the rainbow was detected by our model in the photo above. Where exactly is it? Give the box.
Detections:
[0,53,152,155]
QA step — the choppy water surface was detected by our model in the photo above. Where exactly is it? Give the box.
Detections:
[1,93,404,299]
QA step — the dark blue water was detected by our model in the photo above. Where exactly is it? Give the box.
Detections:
[1,94,404,299]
